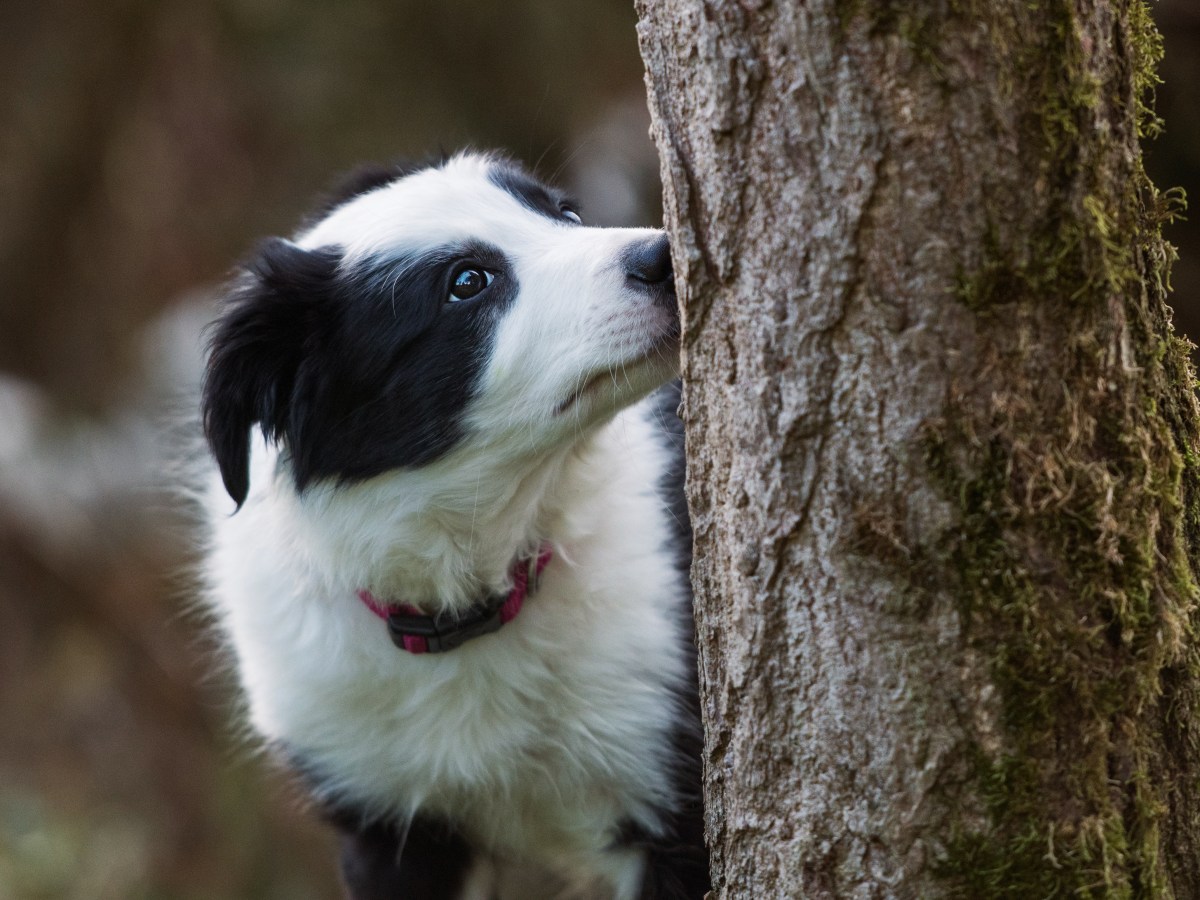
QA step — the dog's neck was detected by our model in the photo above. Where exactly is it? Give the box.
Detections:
[279,434,593,616]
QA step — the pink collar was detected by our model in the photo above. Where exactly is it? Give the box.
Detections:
[356,544,553,654]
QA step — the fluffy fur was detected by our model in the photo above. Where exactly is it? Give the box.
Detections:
[200,152,708,899]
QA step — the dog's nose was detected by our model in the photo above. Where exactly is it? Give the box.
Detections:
[623,233,677,320]
[624,233,673,287]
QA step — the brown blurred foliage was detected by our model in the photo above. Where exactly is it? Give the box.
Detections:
[0,1,655,897]
[1152,1,1200,341]
[0,1,1195,898]
[0,0,654,412]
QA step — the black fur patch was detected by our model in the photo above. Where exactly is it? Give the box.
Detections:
[202,238,515,505]
[316,163,409,219]
[651,381,690,571]
[202,239,342,506]
[488,159,580,224]
[309,156,453,225]
[288,750,474,900]
[331,810,474,900]
[624,380,710,900]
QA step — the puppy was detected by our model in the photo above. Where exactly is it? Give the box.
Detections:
[200,152,708,899]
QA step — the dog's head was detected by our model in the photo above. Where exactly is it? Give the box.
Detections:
[202,152,679,507]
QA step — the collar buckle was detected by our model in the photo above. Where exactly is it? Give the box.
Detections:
[385,602,505,654]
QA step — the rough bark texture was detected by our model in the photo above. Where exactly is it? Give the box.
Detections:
[635,1,1200,897]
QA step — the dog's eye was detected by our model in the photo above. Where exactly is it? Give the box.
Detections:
[449,267,494,301]
[561,206,582,225]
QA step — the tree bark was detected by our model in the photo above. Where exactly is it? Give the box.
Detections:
[635,1,1200,896]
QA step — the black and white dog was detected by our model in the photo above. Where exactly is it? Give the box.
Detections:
[200,152,708,899]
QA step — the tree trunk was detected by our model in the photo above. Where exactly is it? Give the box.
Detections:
[635,1,1200,896]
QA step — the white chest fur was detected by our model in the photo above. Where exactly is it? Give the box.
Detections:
[203,401,689,895]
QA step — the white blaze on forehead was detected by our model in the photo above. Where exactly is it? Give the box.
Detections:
[295,153,562,262]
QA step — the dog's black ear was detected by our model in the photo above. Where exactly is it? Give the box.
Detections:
[202,238,341,508]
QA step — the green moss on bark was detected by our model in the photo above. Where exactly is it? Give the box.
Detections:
[854,1,1200,895]
[835,1,1200,893]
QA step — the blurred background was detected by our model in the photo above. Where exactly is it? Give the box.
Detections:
[0,2,1196,898]
[0,1,659,898]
